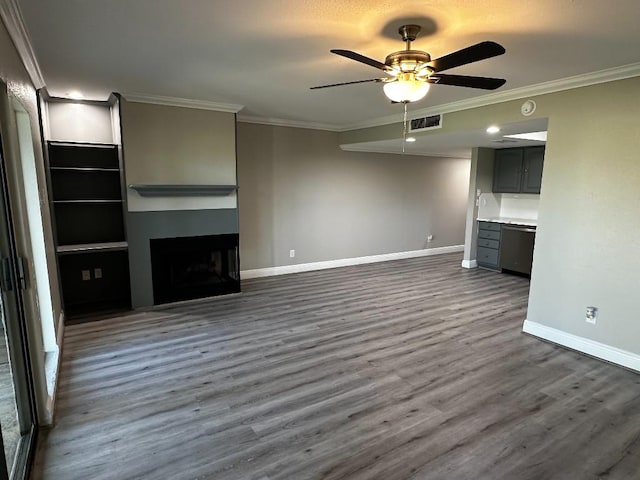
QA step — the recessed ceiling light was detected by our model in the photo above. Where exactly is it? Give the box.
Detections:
[405,136,416,142]
[67,91,84,100]
[486,125,501,134]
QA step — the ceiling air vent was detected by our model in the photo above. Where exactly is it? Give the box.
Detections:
[409,114,443,132]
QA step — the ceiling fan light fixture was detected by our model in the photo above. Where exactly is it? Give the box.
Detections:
[399,60,418,72]
[312,27,506,98]
[383,75,430,103]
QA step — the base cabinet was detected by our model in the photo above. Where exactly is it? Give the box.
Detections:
[477,221,536,275]
[477,221,502,270]
[58,250,131,317]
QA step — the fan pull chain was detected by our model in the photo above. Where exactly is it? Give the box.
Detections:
[402,101,408,154]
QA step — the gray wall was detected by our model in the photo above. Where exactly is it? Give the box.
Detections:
[237,122,471,270]
[120,99,237,213]
[120,99,240,307]
[526,78,640,355]
[462,147,494,265]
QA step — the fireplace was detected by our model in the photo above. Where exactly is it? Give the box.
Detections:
[150,234,240,305]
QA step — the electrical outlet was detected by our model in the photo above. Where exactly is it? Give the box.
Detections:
[427,234,433,242]
[585,306,597,324]
[94,268,102,279]
[81,270,91,281]
[289,249,295,258]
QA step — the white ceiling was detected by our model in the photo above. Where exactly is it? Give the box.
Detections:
[18,0,640,132]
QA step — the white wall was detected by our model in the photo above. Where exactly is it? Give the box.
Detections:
[15,108,55,352]
[46,102,114,144]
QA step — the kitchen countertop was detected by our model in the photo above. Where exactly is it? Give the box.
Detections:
[477,217,537,227]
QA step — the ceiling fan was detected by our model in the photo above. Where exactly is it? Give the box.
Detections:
[311,24,506,103]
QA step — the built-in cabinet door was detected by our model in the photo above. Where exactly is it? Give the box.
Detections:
[492,149,524,193]
[522,146,545,193]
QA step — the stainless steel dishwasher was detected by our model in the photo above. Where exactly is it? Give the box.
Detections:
[500,225,536,275]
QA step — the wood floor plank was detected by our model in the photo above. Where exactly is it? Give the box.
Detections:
[31,254,640,479]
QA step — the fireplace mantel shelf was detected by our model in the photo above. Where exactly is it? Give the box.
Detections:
[128,184,237,197]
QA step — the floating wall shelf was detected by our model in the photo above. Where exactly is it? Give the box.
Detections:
[128,184,238,197]
[57,241,129,255]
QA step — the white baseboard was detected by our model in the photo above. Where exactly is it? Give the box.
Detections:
[241,245,464,279]
[522,320,640,373]
[461,259,477,269]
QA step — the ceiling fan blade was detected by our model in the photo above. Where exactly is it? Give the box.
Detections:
[429,74,506,90]
[430,41,505,73]
[330,49,388,71]
[310,78,383,90]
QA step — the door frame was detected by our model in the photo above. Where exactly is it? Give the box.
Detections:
[0,82,38,479]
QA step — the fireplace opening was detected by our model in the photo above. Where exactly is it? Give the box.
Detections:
[150,234,240,305]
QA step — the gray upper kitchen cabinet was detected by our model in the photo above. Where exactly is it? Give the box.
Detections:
[493,148,524,193]
[493,146,544,194]
[521,146,545,193]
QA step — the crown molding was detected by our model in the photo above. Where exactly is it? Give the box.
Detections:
[237,114,340,132]
[0,0,45,88]
[337,62,640,132]
[121,92,244,113]
[124,61,640,131]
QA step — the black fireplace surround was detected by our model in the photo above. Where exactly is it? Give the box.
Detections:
[150,234,240,305]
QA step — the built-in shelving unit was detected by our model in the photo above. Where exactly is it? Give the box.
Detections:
[40,93,131,319]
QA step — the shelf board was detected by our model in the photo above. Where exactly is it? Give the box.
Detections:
[129,184,237,197]
[53,199,122,204]
[57,241,128,255]
[48,141,118,149]
[50,166,120,172]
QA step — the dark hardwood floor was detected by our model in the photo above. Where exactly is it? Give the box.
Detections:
[31,254,640,479]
